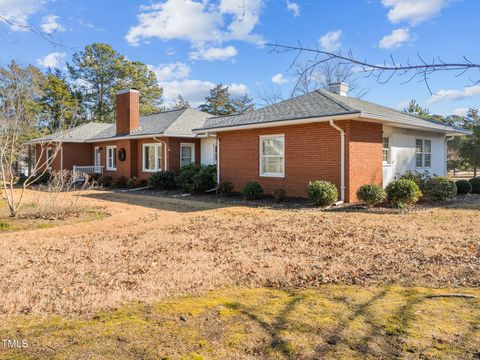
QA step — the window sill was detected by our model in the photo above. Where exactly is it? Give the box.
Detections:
[260,174,285,178]
[106,168,116,171]
[142,169,160,173]
[383,163,392,167]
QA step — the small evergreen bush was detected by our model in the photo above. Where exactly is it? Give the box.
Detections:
[356,184,387,207]
[386,179,422,208]
[175,164,201,192]
[97,175,113,187]
[149,171,176,190]
[399,170,429,193]
[33,171,51,185]
[217,181,234,197]
[242,181,264,200]
[127,177,137,189]
[456,179,472,194]
[111,176,128,189]
[424,176,456,201]
[307,180,338,207]
[470,177,480,194]
[192,165,217,193]
[272,188,286,203]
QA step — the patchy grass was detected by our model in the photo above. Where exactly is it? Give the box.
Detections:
[0,286,478,359]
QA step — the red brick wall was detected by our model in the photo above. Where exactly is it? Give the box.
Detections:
[217,120,383,202]
[116,90,140,135]
[166,138,201,173]
[35,143,91,172]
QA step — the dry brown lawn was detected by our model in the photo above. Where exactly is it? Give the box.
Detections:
[0,189,478,317]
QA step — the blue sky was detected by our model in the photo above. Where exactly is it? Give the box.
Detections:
[1,0,479,115]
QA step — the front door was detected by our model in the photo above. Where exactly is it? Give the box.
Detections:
[94,147,101,169]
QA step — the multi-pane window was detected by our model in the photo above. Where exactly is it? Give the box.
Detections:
[260,135,285,177]
[106,146,117,171]
[143,144,163,172]
[180,143,195,168]
[416,139,432,168]
[46,147,53,168]
[382,137,391,164]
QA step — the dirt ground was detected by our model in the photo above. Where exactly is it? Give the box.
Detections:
[0,189,478,317]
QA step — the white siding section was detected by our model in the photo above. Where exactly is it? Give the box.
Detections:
[200,137,217,165]
[383,125,446,187]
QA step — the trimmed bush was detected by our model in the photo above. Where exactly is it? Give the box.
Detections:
[97,175,113,187]
[33,171,51,185]
[386,179,422,208]
[127,177,137,189]
[424,176,456,201]
[456,179,472,194]
[356,184,387,207]
[272,188,286,203]
[175,164,201,192]
[242,181,264,200]
[149,171,176,190]
[191,165,217,194]
[307,180,338,207]
[217,181,234,197]
[470,177,480,194]
[111,176,128,189]
[399,170,429,193]
[137,179,149,188]
[450,180,458,198]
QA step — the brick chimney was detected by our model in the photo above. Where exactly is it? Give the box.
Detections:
[116,89,140,135]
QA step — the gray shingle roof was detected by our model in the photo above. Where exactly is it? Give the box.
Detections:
[196,90,471,135]
[28,108,210,143]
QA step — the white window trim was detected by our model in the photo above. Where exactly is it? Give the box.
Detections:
[415,138,432,169]
[382,136,391,166]
[106,145,117,171]
[180,143,195,167]
[46,147,53,169]
[94,146,101,167]
[142,143,163,173]
[259,134,285,178]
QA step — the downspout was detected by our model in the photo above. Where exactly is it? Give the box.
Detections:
[216,137,220,184]
[329,119,345,203]
[153,136,169,171]
[445,135,454,177]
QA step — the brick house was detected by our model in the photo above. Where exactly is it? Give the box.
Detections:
[28,84,470,202]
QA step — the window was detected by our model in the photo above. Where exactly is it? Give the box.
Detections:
[260,135,285,177]
[94,147,101,167]
[46,147,53,168]
[213,144,218,164]
[416,139,432,168]
[142,143,163,172]
[106,146,117,171]
[180,143,195,167]
[382,137,391,164]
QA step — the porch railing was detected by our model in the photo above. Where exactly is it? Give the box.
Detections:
[72,165,104,181]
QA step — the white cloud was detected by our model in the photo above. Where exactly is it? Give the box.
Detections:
[453,108,469,117]
[382,0,449,26]
[125,0,264,50]
[189,45,238,61]
[40,15,65,33]
[148,62,191,82]
[286,1,300,17]
[427,86,480,104]
[160,79,247,107]
[319,30,342,52]
[378,28,411,49]
[0,0,44,31]
[36,52,65,68]
[271,73,289,85]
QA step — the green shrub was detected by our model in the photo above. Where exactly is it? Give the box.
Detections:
[424,176,456,201]
[97,175,113,187]
[399,170,429,193]
[127,177,137,189]
[175,164,201,192]
[386,179,422,208]
[307,180,338,207]
[149,171,176,190]
[272,188,286,203]
[450,180,458,198]
[191,165,217,193]
[456,179,472,194]
[217,181,234,197]
[356,184,387,207]
[111,176,128,189]
[88,173,102,183]
[33,171,51,185]
[242,181,264,200]
[470,177,480,194]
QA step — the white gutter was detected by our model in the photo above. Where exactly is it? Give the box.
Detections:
[445,135,455,176]
[329,119,345,202]
[153,136,169,171]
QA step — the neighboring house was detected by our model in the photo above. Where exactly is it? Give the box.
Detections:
[28,84,470,202]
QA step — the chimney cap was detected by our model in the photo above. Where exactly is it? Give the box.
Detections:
[328,82,349,96]
[116,88,140,95]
